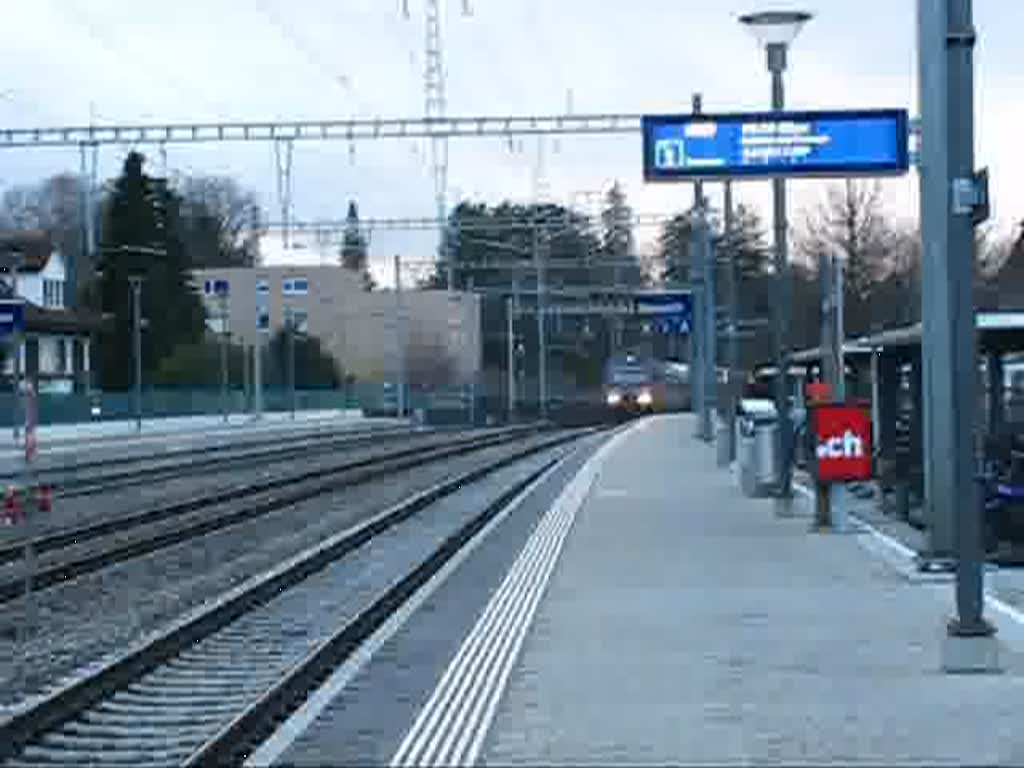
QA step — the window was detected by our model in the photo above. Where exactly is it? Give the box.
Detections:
[43,279,65,309]
[54,338,67,374]
[282,277,309,296]
[256,279,270,295]
[291,310,308,334]
[204,280,214,295]
[257,306,270,331]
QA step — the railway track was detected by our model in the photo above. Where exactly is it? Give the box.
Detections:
[0,426,599,767]
[0,426,539,604]
[0,423,416,497]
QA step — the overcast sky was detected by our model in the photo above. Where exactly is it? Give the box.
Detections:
[0,0,1020,284]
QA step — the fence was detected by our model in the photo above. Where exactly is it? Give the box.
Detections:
[0,387,361,428]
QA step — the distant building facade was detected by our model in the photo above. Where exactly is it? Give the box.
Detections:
[191,265,482,387]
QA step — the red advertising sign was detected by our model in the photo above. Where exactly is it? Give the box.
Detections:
[806,381,832,405]
[814,404,872,482]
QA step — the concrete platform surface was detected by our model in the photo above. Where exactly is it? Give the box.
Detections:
[467,413,1024,765]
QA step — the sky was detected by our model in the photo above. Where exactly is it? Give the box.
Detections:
[0,0,1020,286]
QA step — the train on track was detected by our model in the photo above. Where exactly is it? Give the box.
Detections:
[602,352,692,418]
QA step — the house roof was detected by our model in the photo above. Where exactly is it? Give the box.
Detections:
[0,230,54,272]
[24,305,110,336]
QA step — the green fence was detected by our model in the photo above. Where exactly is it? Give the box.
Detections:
[0,387,363,428]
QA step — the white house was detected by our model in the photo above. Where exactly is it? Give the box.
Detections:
[0,231,104,394]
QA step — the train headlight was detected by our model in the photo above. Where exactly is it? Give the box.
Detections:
[606,391,622,406]
[637,390,653,406]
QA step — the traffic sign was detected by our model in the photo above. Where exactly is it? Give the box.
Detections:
[643,108,910,181]
[0,300,25,338]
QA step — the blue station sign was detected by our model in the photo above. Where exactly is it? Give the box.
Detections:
[642,108,910,181]
[633,292,692,334]
[0,300,25,338]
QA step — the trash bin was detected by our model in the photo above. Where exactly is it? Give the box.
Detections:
[755,421,779,489]
[739,418,758,496]
[737,399,778,497]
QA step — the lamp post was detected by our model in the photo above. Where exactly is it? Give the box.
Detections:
[218,290,229,424]
[284,305,296,421]
[739,9,812,511]
[128,276,144,433]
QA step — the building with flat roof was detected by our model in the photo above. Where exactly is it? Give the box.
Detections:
[191,265,481,387]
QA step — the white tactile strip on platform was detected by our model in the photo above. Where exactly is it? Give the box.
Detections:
[389,418,652,768]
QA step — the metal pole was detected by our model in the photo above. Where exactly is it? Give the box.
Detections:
[243,338,251,413]
[834,255,846,402]
[701,185,717,444]
[724,180,739,462]
[254,338,264,419]
[813,250,835,529]
[20,381,36,645]
[832,252,847,532]
[11,263,20,445]
[918,0,955,565]
[507,296,516,423]
[130,277,142,433]
[219,293,229,423]
[768,43,794,508]
[467,276,476,427]
[394,254,407,419]
[286,307,295,421]
[533,221,548,421]
[691,93,706,440]
[947,0,988,637]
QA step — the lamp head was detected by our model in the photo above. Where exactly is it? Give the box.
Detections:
[738,10,813,47]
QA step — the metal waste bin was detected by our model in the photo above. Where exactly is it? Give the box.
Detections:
[739,418,758,496]
[756,421,779,489]
[737,399,778,497]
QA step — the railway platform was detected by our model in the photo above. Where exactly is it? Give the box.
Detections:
[256,413,1024,766]
[473,414,1024,765]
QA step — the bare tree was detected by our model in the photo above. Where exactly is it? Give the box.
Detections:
[175,175,263,268]
[983,221,1024,309]
[797,180,901,335]
[0,173,89,303]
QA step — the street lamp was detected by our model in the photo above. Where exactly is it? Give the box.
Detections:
[739,8,812,510]
[128,276,144,433]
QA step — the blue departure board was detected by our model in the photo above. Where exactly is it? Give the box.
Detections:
[642,109,909,181]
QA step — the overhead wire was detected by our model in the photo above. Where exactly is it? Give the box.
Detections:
[61,0,230,121]
[252,0,379,120]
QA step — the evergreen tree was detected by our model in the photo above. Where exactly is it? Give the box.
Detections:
[339,200,373,290]
[265,329,343,388]
[599,182,643,287]
[97,151,207,390]
[657,211,695,286]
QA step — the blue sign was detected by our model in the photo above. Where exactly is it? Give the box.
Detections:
[213,279,230,297]
[0,300,25,338]
[642,108,910,181]
[634,292,692,334]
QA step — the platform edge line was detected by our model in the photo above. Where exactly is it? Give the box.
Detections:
[243,448,574,768]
